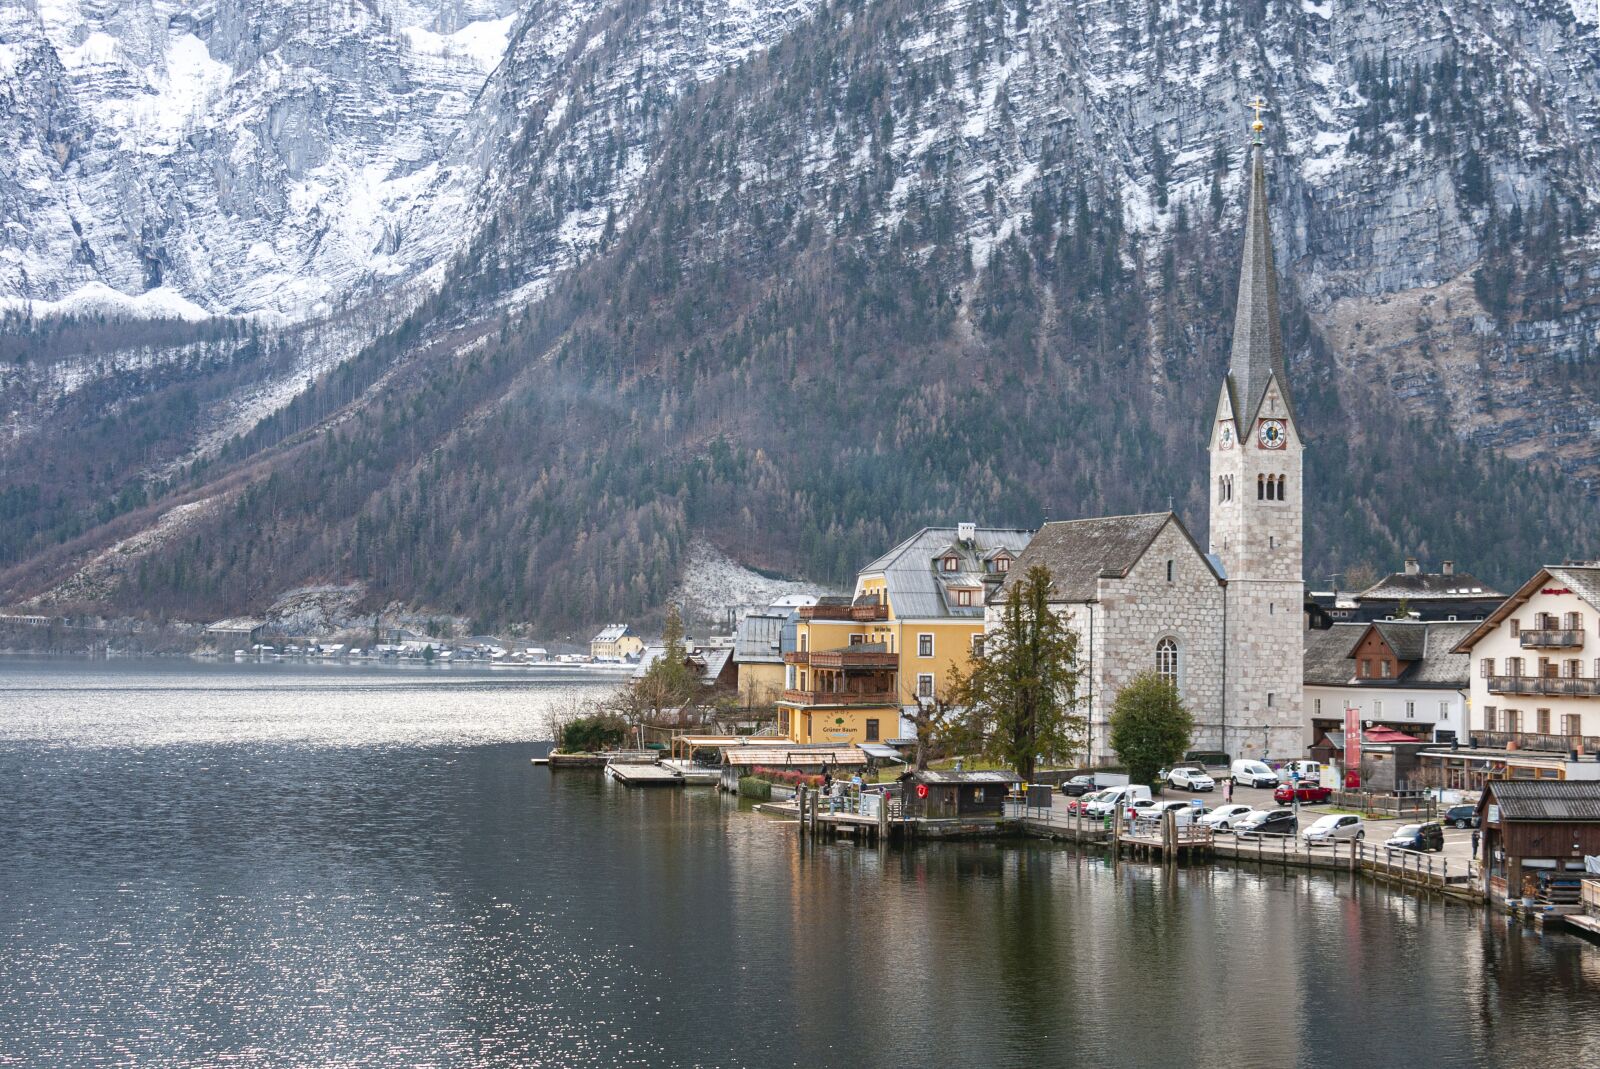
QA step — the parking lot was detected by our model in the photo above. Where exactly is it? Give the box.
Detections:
[1151,781,1477,868]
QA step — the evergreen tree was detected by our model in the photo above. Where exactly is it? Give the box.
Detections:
[948,565,1084,781]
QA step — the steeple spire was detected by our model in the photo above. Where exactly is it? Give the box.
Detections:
[1226,101,1293,426]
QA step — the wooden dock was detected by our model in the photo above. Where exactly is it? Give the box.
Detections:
[606,763,684,786]
[603,759,721,788]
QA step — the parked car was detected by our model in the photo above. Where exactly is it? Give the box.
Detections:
[1139,799,1200,827]
[1235,809,1298,839]
[1385,822,1445,852]
[1230,760,1280,789]
[1281,759,1324,783]
[1302,813,1365,845]
[1199,804,1255,833]
[1443,804,1479,829]
[1068,789,1113,816]
[1273,783,1333,805]
[1059,775,1098,797]
[1125,798,1160,822]
[1167,766,1216,792]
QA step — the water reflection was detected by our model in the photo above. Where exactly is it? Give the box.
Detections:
[1,663,1598,1067]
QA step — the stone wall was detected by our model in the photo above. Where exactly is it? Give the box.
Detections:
[1089,521,1226,763]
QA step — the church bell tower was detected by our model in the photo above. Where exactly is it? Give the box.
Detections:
[1208,100,1304,760]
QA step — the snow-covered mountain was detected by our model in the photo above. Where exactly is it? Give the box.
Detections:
[3,0,1600,629]
[1,0,526,320]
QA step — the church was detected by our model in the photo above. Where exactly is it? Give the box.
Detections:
[995,125,1305,765]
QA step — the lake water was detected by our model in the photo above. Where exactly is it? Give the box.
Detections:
[2,659,1598,1067]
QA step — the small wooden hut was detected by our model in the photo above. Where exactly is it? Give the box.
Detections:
[901,769,1021,820]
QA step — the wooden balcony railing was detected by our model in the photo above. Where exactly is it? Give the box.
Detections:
[800,603,889,622]
[780,689,899,707]
[1488,675,1600,698]
[1520,629,1585,649]
[784,649,897,668]
[1471,729,1600,754]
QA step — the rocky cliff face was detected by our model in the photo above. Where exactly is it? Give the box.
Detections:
[3,0,1600,627]
[1,0,519,319]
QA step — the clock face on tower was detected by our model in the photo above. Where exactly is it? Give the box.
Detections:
[1219,424,1234,450]
[1257,419,1287,450]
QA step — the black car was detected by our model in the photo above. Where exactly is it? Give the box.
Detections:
[1060,775,1098,797]
[1236,809,1298,839]
[1443,804,1479,829]
[1385,822,1446,852]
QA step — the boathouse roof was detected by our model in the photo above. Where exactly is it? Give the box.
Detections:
[1482,780,1600,822]
[909,769,1022,784]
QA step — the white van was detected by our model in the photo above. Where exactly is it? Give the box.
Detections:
[1281,759,1323,783]
[1230,760,1279,789]
[1084,784,1152,818]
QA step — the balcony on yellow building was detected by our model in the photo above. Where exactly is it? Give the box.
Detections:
[780,644,899,707]
[799,595,890,623]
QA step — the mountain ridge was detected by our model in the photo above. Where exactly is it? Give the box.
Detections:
[3,0,1599,628]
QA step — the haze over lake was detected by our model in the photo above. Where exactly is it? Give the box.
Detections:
[1,659,1596,1067]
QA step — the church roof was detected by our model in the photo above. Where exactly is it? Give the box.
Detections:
[1226,144,1294,427]
[1001,512,1218,604]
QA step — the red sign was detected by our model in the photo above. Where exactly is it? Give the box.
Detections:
[1541,588,1573,595]
[1344,706,1361,785]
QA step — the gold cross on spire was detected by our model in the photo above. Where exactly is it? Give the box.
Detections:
[1246,96,1269,145]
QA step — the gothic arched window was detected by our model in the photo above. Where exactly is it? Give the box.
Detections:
[1156,637,1179,683]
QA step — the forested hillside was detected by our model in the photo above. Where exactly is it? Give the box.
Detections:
[3,0,1599,629]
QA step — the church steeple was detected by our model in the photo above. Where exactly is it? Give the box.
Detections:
[1225,106,1293,427]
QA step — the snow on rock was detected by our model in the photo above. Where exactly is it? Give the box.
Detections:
[0,282,215,321]
[401,16,517,72]
[263,583,370,636]
[672,540,828,627]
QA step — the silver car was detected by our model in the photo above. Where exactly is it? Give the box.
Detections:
[1302,813,1365,845]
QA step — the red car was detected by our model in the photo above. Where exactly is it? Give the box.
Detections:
[1274,783,1332,804]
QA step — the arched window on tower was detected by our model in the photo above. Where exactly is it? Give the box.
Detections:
[1156,638,1179,683]
[1277,474,1286,500]
[1257,474,1266,500]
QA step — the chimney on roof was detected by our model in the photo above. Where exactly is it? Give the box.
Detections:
[1441,560,1455,577]
[957,522,976,545]
[1404,557,1420,576]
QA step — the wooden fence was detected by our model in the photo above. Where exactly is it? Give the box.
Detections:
[1330,790,1437,820]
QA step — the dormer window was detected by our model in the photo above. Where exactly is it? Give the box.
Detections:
[996,557,1010,572]
[943,556,958,572]
[957,590,973,607]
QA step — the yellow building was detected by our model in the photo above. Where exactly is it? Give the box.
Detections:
[778,524,1033,745]
[590,624,645,661]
